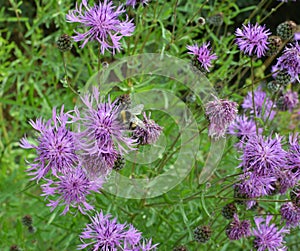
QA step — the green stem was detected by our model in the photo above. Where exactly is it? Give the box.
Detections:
[62,53,78,95]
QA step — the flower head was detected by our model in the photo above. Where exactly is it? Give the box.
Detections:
[225,214,251,240]
[273,42,300,83]
[242,87,276,121]
[205,96,238,139]
[252,215,289,251]
[241,134,286,175]
[78,211,158,250]
[41,167,103,215]
[74,87,136,167]
[280,202,300,228]
[227,115,263,149]
[20,106,78,181]
[66,0,135,54]
[187,42,217,72]
[235,23,271,58]
[278,90,299,112]
[132,112,162,145]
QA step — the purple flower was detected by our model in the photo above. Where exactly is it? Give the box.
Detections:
[41,167,103,215]
[242,87,276,121]
[273,42,300,83]
[241,134,286,175]
[252,215,289,251]
[235,23,271,58]
[227,115,263,149]
[78,211,158,250]
[187,42,217,72]
[132,112,162,145]
[225,214,251,240]
[286,133,300,182]
[20,106,78,181]
[279,90,299,112]
[295,32,300,41]
[205,96,238,139]
[278,0,297,2]
[66,0,135,54]
[126,0,149,8]
[280,202,300,228]
[74,87,136,167]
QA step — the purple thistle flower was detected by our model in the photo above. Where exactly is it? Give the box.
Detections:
[241,134,286,175]
[236,172,277,199]
[280,202,300,228]
[235,23,271,58]
[126,0,149,8]
[280,90,299,112]
[66,0,135,54]
[225,214,251,240]
[205,96,238,139]
[286,133,300,182]
[242,87,276,121]
[132,112,162,145]
[252,215,289,251]
[74,87,136,166]
[20,106,78,181]
[41,167,103,215]
[186,42,218,72]
[227,115,263,149]
[295,32,300,41]
[273,42,300,83]
[78,211,158,250]
[130,239,159,251]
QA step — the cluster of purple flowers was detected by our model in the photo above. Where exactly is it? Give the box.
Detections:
[79,211,158,250]
[21,88,162,215]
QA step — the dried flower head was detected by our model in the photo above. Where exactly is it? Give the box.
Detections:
[66,0,135,54]
[205,96,238,139]
[226,214,251,240]
[235,23,271,58]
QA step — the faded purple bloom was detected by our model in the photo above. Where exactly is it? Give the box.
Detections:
[205,96,238,139]
[132,112,162,145]
[252,215,289,251]
[241,134,286,175]
[273,42,300,83]
[78,211,158,250]
[66,0,135,54]
[279,90,299,112]
[235,23,271,58]
[187,42,217,72]
[242,87,276,121]
[20,106,78,181]
[295,32,300,41]
[41,167,103,215]
[226,214,251,240]
[280,202,300,228]
[74,87,136,167]
[126,0,149,8]
[227,115,263,149]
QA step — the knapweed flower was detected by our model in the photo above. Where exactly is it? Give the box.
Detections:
[126,0,149,8]
[235,23,271,58]
[242,87,276,121]
[132,112,162,145]
[227,115,263,149]
[277,90,299,112]
[225,214,251,240]
[78,211,158,250]
[74,87,136,167]
[41,167,103,215]
[252,215,289,251]
[280,202,300,228]
[20,106,78,181]
[205,96,238,139]
[241,134,286,175]
[187,42,217,72]
[66,0,135,54]
[286,133,300,181]
[272,42,300,83]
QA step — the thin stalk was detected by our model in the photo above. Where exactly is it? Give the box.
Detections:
[250,57,259,135]
[62,53,78,95]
